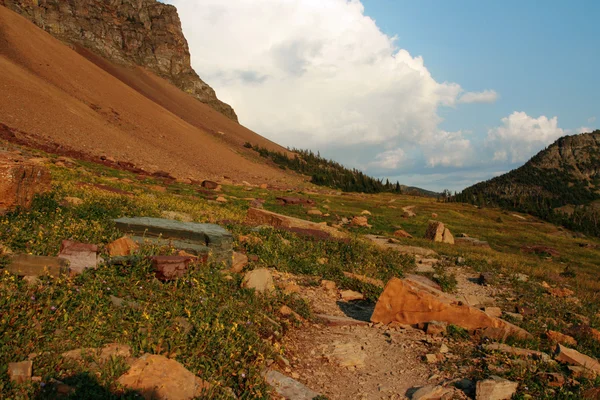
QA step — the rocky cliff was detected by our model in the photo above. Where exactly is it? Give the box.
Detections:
[2,0,238,122]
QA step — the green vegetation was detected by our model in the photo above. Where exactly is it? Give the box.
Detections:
[247,144,438,197]
[452,130,600,237]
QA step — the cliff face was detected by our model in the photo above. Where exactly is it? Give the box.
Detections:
[2,0,238,122]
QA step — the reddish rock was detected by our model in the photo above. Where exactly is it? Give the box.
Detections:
[0,151,51,214]
[7,254,69,277]
[321,280,337,291]
[106,237,139,257]
[351,216,370,228]
[371,278,531,340]
[393,229,413,238]
[229,252,248,273]
[8,360,32,384]
[58,240,98,275]
[150,256,195,281]
[554,344,600,375]
[583,388,600,399]
[546,330,578,346]
[201,180,219,190]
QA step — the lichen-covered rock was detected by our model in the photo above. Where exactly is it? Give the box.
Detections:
[3,0,237,121]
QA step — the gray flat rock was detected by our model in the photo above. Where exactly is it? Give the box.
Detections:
[263,370,320,400]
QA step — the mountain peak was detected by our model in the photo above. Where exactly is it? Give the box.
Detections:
[2,0,238,121]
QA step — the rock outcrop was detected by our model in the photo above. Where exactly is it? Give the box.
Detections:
[2,0,237,121]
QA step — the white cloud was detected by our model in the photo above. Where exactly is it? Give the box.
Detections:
[167,0,473,149]
[369,148,407,169]
[458,90,499,104]
[422,130,473,167]
[485,112,564,163]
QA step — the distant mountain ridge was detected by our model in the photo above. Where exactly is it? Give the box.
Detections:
[454,130,600,235]
[1,0,238,121]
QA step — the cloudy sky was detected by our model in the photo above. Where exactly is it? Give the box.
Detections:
[164,0,598,192]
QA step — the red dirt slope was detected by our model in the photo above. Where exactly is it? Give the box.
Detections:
[0,6,296,185]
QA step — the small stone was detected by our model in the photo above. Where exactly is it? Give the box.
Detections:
[283,282,301,294]
[307,209,323,216]
[426,321,447,336]
[514,273,529,282]
[503,312,524,322]
[361,210,371,215]
[424,354,438,364]
[554,344,600,375]
[321,280,337,291]
[106,237,139,257]
[242,268,275,294]
[175,317,193,334]
[22,276,41,286]
[538,372,565,388]
[340,290,364,301]
[476,376,518,400]
[263,370,320,399]
[230,252,248,273]
[546,330,577,346]
[62,196,84,206]
[394,229,413,238]
[216,196,228,203]
[439,344,449,354]
[201,180,219,190]
[411,385,453,400]
[351,216,370,228]
[8,361,32,384]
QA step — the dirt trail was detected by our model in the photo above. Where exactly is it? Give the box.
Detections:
[273,264,502,399]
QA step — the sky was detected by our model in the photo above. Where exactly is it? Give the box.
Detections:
[164,0,599,192]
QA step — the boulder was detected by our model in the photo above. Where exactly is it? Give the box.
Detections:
[0,151,51,214]
[117,354,210,400]
[114,217,233,266]
[424,221,454,244]
[554,344,600,375]
[475,376,518,400]
[150,256,195,281]
[242,268,275,294]
[371,278,531,340]
[7,254,69,277]
[425,221,445,242]
[106,236,139,257]
[8,360,32,384]
[263,370,320,400]
[245,208,347,239]
[58,240,98,275]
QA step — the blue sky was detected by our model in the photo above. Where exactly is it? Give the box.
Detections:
[361,0,599,134]
[169,0,598,192]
